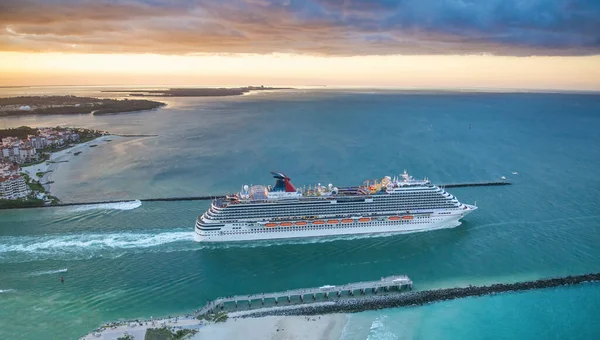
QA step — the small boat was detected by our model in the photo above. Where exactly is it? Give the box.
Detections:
[265,223,278,228]
[402,215,414,220]
[312,220,325,225]
[341,219,353,224]
[358,218,370,222]
[327,219,340,224]
[501,176,507,180]
[512,172,518,175]
[280,222,292,227]
[294,221,307,226]
[388,216,401,221]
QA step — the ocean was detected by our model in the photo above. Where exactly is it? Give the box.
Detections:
[0,87,599,339]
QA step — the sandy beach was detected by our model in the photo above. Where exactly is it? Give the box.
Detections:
[20,135,113,196]
[192,314,347,340]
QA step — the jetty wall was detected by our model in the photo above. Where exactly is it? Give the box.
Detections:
[229,273,600,318]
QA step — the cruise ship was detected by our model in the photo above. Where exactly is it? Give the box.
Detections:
[194,171,477,242]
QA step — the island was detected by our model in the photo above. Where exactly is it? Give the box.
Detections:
[0,96,165,117]
[102,86,293,97]
[0,126,108,209]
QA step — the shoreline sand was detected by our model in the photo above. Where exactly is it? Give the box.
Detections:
[20,135,114,198]
[192,314,347,340]
[81,313,347,340]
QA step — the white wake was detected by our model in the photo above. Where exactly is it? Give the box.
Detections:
[70,200,142,212]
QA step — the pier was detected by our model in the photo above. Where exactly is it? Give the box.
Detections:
[197,275,413,316]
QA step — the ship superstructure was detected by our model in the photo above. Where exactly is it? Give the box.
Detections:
[194,171,477,242]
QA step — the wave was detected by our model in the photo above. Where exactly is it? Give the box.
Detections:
[70,200,142,212]
[29,268,68,276]
[0,289,16,294]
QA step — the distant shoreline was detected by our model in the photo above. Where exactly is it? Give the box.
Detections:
[0,95,165,117]
[101,86,294,97]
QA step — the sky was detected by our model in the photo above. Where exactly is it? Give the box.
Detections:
[1,0,599,90]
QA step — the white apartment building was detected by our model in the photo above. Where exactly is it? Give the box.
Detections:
[0,175,30,200]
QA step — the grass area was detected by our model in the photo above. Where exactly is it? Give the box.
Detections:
[144,327,198,340]
[196,311,228,323]
[117,334,134,340]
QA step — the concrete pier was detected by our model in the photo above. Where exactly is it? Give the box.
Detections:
[197,275,413,316]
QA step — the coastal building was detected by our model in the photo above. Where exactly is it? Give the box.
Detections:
[2,137,20,146]
[1,162,20,176]
[0,174,30,200]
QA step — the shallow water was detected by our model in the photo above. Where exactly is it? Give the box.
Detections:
[0,88,599,339]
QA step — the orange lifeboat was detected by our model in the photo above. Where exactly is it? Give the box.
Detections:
[358,218,370,223]
[388,216,401,221]
[280,222,293,227]
[402,215,414,220]
[313,220,325,225]
[341,219,353,224]
[327,219,340,224]
[294,221,307,226]
[265,223,278,228]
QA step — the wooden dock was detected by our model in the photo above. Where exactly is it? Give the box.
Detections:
[197,275,413,315]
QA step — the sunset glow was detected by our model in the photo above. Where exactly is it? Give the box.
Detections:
[1,0,599,90]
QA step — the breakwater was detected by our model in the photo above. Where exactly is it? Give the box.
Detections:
[229,273,600,318]
[442,181,510,188]
[1,181,511,210]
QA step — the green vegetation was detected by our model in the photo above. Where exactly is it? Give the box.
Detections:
[117,334,134,340]
[196,311,228,323]
[0,198,44,209]
[0,126,38,139]
[0,96,165,117]
[144,327,198,340]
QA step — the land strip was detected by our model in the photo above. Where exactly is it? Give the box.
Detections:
[0,96,165,117]
[102,86,292,97]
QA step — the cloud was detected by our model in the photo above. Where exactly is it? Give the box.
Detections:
[1,0,599,56]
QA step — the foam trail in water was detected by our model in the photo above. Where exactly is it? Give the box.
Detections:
[0,289,16,293]
[29,268,68,276]
[70,200,142,212]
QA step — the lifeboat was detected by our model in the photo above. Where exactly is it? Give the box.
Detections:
[341,219,353,224]
[280,222,293,227]
[294,221,307,226]
[358,218,370,222]
[313,220,325,225]
[402,215,414,220]
[265,223,278,228]
[388,216,401,221]
[327,219,340,224]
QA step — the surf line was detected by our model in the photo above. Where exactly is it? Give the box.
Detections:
[222,273,600,318]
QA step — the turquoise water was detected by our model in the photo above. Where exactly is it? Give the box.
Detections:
[0,88,599,339]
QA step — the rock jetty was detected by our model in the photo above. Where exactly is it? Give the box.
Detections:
[235,273,600,318]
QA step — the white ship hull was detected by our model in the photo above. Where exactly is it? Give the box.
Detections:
[194,207,475,242]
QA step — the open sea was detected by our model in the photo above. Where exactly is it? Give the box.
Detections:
[0,87,599,339]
